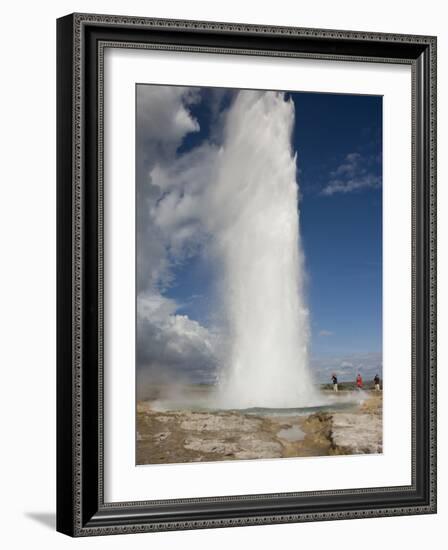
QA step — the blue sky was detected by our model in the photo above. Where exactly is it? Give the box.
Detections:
[136,86,382,383]
[163,90,382,359]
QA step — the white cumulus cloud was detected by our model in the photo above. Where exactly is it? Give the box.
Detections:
[321,152,381,196]
[136,85,219,384]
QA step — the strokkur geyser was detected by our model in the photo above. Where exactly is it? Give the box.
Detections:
[208,90,319,408]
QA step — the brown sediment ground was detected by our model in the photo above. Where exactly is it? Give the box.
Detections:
[136,391,382,465]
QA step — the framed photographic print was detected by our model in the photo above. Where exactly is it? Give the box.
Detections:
[56,13,437,536]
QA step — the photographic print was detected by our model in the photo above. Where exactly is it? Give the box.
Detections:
[136,84,383,465]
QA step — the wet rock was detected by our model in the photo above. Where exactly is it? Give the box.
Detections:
[183,436,282,459]
[184,438,239,455]
[234,439,282,459]
[331,412,382,454]
[180,412,262,433]
[154,431,170,442]
[154,415,175,423]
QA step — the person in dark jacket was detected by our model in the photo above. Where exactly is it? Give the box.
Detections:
[331,374,338,392]
[374,374,381,391]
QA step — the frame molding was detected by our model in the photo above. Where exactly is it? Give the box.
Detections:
[57,12,437,537]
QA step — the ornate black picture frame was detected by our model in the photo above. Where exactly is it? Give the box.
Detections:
[57,13,437,537]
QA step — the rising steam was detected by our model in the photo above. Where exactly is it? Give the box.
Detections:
[205,91,318,408]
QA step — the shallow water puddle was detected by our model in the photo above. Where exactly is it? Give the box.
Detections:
[277,425,305,442]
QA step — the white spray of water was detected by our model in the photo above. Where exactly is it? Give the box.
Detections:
[204,90,319,409]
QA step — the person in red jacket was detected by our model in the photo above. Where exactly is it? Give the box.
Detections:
[356,373,363,389]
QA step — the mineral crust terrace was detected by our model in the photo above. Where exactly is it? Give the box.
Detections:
[136,392,382,465]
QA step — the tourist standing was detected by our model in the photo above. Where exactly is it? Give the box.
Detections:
[332,374,338,392]
[356,373,363,390]
[374,374,381,391]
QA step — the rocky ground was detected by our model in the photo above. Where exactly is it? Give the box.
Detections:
[136,390,382,465]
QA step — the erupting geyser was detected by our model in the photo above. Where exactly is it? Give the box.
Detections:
[209,90,319,408]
